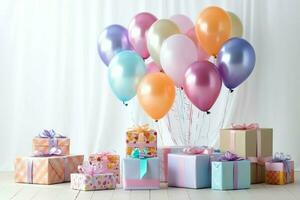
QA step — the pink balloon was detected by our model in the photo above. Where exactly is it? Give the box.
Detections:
[186,27,209,61]
[146,60,163,73]
[183,61,222,112]
[170,14,194,34]
[160,34,198,88]
[128,12,157,59]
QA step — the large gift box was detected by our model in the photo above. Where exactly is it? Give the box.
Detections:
[123,149,160,190]
[157,146,186,182]
[88,152,120,183]
[126,124,157,157]
[32,130,70,155]
[167,147,217,189]
[211,152,250,190]
[71,162,116,191]
[265,153,294,185]
[15,155,83,184]
[220,124,272,183]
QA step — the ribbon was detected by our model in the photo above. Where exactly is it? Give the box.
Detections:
[27,159,33,183]
[126,124,151,134]
[271,152,292,183]
[231,123,259,130]
[131,148,149,179]
[33,146,62,157]
[38,129,66,153]
[78,161,108,176]
[183,146,214,155]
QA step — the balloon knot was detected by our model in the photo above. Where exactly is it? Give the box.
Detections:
[206,111,211,115]
[155,120,158,122]
[230,89,234,93]
[181,87,183,90]
[123,102,128,106]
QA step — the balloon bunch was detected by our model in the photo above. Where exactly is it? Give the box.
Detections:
[97,6,255,121]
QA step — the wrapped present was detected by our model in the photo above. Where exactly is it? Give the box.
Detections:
[211,152,250,190]
[15,153,83,184]
[220,123,273,183]
[32,129,70,155]
[123,148,160,190]
[167,146,219,189]
[126,124,157,157]
[157,146,186,182]
[88,152,120,183]
[265,153,294,185]
[71,162,116,191]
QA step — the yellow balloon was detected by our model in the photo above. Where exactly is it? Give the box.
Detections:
[137,72,175,121]
[228,11,243,37]
[147,19,180,64]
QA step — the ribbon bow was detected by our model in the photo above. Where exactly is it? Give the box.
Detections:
[38,129,66,138]
[33,146,62,157]
[231,123,259,130]
[218,151,244,161]
[78,162,105,176]
[183,146,214,155]
[131,148,148,159]
[130,148,149,179]
[127,124,150,134]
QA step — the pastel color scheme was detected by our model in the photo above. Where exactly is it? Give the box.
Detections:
[88,153,120,183]
[32,137,70,155]
[167,153,211,189]
[70,173,116,191]
[15,155,84,184]
[211,160,250,190]
[265,160,294,185]
[123,157,160,190]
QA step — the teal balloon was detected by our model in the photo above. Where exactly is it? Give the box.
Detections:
[108,51,146,103]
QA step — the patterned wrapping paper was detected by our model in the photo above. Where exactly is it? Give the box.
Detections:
[71,173,116,191]
[265,160,294,185]
[126,125,157,157]
[88,153,120,183]
[15,155,83,184]
[32,137,70,155]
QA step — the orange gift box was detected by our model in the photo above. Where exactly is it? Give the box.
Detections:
[265,160,294,185]
[15,155,83,184]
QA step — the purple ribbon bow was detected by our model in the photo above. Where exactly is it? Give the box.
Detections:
[78,162,107,176]
[218,151,244,161]
[33,146,62,157]
[39,129,66,138]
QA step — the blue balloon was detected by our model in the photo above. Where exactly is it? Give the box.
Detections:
[217,38,256,90]
[108,51,146,104]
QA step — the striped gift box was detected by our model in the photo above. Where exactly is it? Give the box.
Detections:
[32,137,70,155]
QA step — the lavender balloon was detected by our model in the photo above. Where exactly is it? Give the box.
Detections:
[217,38,256,90]
[97,24,132,66]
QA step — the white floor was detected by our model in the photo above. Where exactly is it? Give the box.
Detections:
[0,172,299,200]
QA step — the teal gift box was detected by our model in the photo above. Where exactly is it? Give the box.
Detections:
[211,160,250,190]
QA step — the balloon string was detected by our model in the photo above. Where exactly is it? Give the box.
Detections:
[219,90,230,128]
[206,114,211,146]
[166,113,177,145]
[177,89,185,145]
[188,102,193,145]
[195,112,205,145]
[157,120,164,146]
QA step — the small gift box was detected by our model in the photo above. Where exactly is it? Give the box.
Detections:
[71,162,116,191]
[123,148,160,190]
[126,124,157,157]
[265,153,294,185]
[32,129,70,155]
[220,123,273,183]
[15,153,84,184]
[211,152,250,190]
[88,152,120,183]
[157,146,186,182]
[167,146,217,189]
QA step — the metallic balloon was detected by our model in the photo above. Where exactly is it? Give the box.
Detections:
[227,11,243,37]
[108,51,146,103]
[217,38,256,90]
[183,61,222,112]
[97,24,132,66]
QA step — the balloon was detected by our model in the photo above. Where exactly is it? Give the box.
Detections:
[128,12,157,59]
[170,14,194,33]
[186,27,209,61]
[183,61,222,112]
[195,6,231,56]
[228,11,243,37]
[147,19,180,64]
[97,25,132,66]
[217,38,255,90]
[146,60,163,74]
[137,72,175,120]
[160,34,198,87]
[108,51,146,103]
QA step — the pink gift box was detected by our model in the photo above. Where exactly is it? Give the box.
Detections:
[71,173,116,191]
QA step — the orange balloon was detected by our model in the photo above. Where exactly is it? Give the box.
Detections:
[137,72,175,120]
[195,6,231,56]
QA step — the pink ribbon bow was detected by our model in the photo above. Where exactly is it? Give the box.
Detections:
[78,162,108,176]
[231,123,259,130]
[183,146,214,155]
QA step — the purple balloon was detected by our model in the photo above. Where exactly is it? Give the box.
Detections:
[183,61,222,112]
[97,24,132,66]
[217,38,256,90]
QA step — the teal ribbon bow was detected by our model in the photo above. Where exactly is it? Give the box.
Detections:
[131,148,149,179]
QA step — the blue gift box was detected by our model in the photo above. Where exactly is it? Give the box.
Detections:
[211,160,250,190]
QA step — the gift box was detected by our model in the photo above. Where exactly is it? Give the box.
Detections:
[167,147,217,189]
[32,129,70,155]
[265,153,294,185]
[15,155,83,184]
[88,152,120,183]
[211,152,250,190]
[71,162,116,191]
[220,124,272,183]
[157,146,186,182]
[123,149,160,190]
[126,124,157,157]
